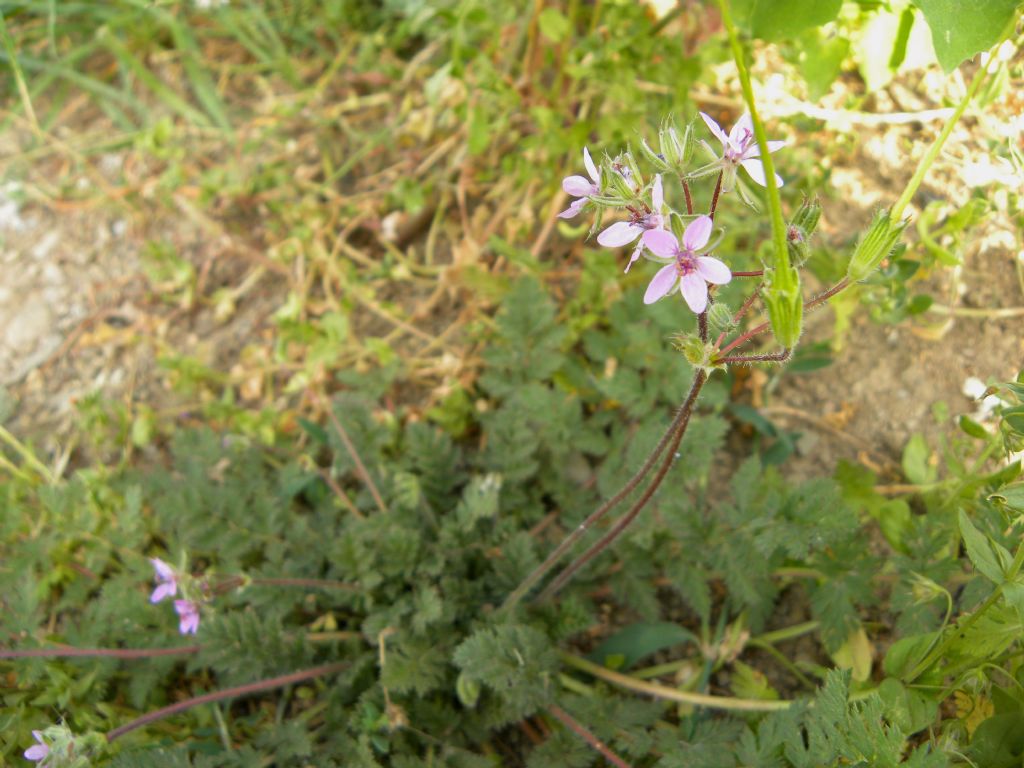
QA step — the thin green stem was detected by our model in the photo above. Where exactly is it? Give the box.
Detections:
[891,60,992,221]
[717,0,786,272]
[561,652,791,712]
[905,540,1024,683]
[753,620,820,646]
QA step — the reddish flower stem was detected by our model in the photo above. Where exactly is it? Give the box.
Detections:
[535,370,707,602]
[682,180,694,215]
[708,172,724,222]
[500,389,700,613]
[718,277,850,356]
[731,270,764,277]
[0,645,200,660]
[106,662,348,743]
[715,349,791,366]
[318,393,389,515]
[715,283,763,349]
[548,704,633,768]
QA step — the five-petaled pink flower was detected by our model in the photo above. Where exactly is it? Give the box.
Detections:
[558,147,600,219]
[24,731,49,763]
[700,112,785,188]
[174,599,201,635]
[149,558,178,604]
[597,175,666,272]
[641,216,731,312]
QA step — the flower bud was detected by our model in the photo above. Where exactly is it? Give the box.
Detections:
[671,333,724,373]
[789,195,822,237]
[605,159,636,200]
[762,266,803,348]
[786,225,811,267]
[660,119,693,168]
[846,209,909,282]
[707,301,737,334]
[638,137,670,171]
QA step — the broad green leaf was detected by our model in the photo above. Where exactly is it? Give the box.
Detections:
[968,712,1024,767]
[731,660,780,700]
[989,482,1024,512]
[878,677,940,734]
[830,626,873,682]
[1002,581,1024,622]
[883,632,938,679]
[902,433,934,485]
[538,8,571,43]
[589,622,697,670]
[735,0,843,41]
[913,0,1019,72]
[797,29,850,100]
[959,509,1011,584]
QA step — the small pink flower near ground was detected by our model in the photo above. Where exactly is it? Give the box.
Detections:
[149,558,178,604]
[641,216,731,313]
[700,112,785,188]
[174,599,201,635]
[597,175,666,272]
[558,147,600,219]
[24,731,49,763]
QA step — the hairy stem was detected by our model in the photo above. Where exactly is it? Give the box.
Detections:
[534,371,706,601]
[106,662,348,742]
[719,278,849,356]
[0,645,200,660]
[501,389,699,613]
[548,704,633,768]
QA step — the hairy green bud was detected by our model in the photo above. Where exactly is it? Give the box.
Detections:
[605,157,636,200]
[707,301,737,334]
[789,195,822,237]
[786,225,811,267]
[671,333,725,373]
[638,137,670,171]
[762,266,803,348]
[660,119,693,169]
[847,209,908,282]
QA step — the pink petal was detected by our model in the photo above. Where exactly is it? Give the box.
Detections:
[151,558,175,581]
[583,147,600,184]
[680,273,708,313]
[563,175,595,197]
[682,215,713,252]
[557,198,585,219]
[730,113,754,147]
[741,139,786,159]
[624,241,644,273]
[642,229,679,258]
[598,221,643,247]
[25,745,49,761]
[651,174,663,212]
[644,263,678,304]
[699,111,730,147]
[696,256,732,285]
[150,582,176,603]
[739,159,784,188]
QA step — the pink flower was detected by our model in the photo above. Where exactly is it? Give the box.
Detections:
[149,558,178,604]
[597,175,666,272]
[558,147,600,219]
[700,112,785,188]
[174,599,201,635]
[641,216,731,313]
[24,731,49,763]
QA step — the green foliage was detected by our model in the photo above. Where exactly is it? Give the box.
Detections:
[913,0,1021,71]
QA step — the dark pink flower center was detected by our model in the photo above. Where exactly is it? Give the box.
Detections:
[675,250,698,276]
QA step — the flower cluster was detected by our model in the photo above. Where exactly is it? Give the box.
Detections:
[149,558,202,635]
[558,112,786,315]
